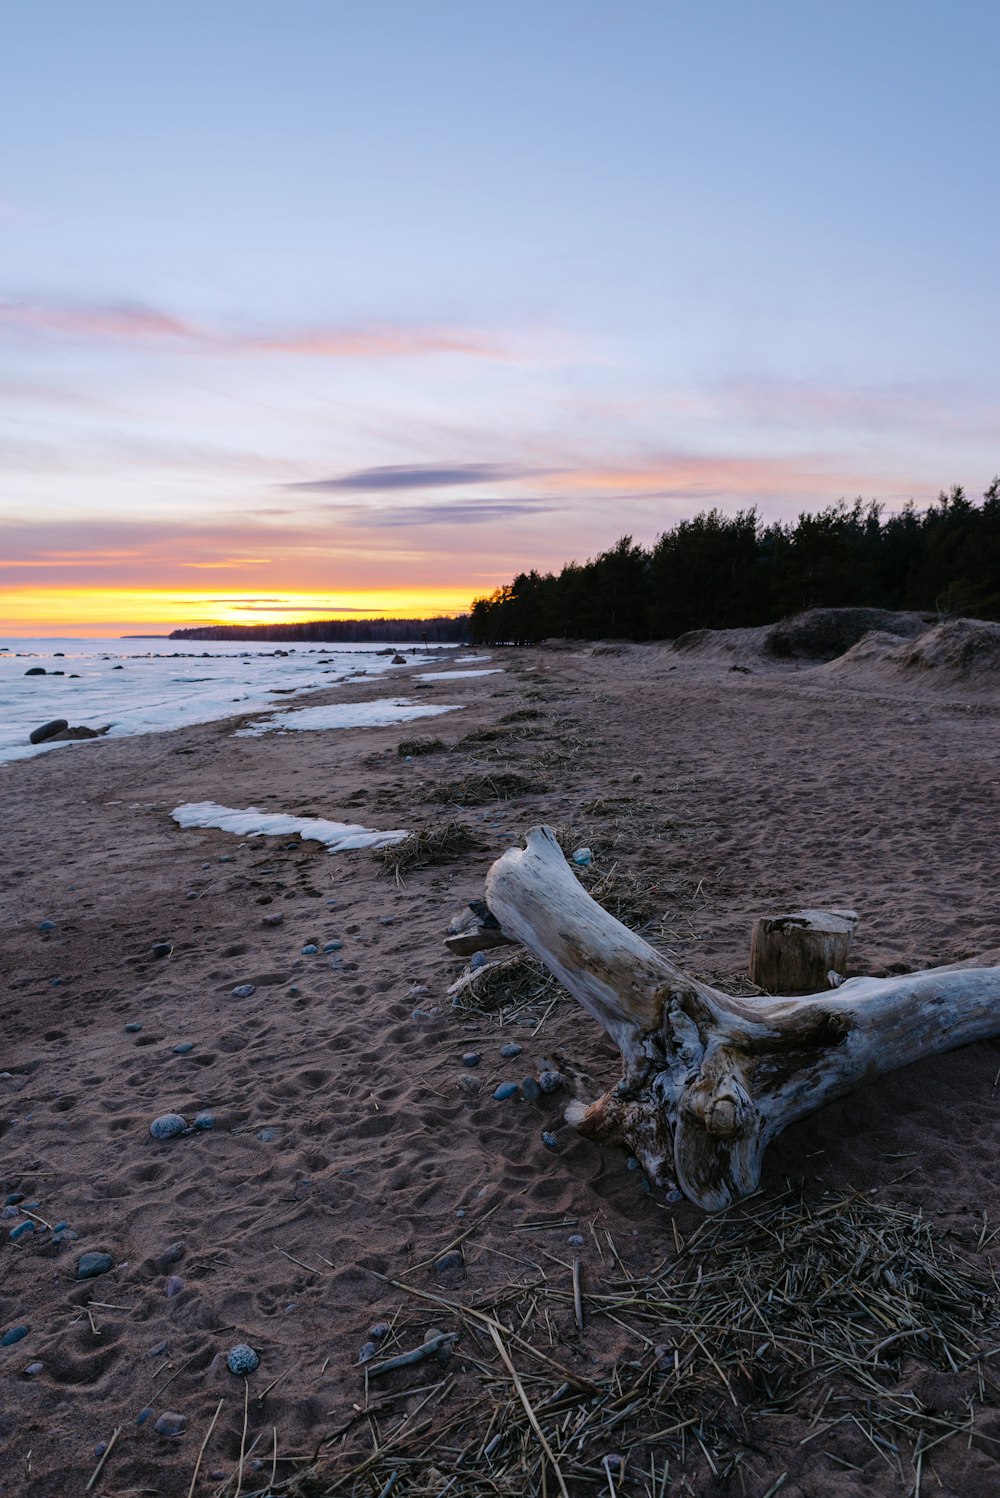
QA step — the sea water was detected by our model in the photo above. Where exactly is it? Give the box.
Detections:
[0,637,453,765]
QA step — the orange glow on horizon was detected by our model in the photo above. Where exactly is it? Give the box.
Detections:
[0,586,480,637]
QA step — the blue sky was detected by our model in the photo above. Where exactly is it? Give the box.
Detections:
[2,0,998,631]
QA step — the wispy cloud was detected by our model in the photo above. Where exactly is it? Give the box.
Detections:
[342,499,556,526]
[0,298,514,362]
[286,461,554,492]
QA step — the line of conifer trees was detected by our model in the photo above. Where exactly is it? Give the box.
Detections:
[469,483,1000,644]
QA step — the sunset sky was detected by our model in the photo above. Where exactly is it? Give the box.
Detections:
[2,1,998,635]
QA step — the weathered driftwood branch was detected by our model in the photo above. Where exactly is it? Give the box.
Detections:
[485,826,1000,1211]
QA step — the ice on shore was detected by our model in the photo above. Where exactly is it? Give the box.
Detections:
[234,698,462,736]
[415,669,504,681]
[172,802,408,851]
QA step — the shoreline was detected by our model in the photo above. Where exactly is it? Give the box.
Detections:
[4,644,1000,1495]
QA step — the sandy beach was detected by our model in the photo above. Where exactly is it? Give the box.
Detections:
[4,634,1000,1497]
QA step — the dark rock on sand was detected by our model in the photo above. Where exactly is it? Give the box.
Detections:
[1,1326,29,1347]
[149,1114,187,1140]
[29,719,68,745]
[77,1251,114,1279]
[154,1411,186,1436]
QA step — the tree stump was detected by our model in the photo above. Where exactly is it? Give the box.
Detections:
[749,908,858,994]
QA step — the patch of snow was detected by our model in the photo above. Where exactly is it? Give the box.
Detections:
[234,698,462,736]
[171,802,408,851]
[415,669,504,681]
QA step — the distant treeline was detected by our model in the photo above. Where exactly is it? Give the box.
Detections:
[170,616,470,644]
[469,483,1000,643]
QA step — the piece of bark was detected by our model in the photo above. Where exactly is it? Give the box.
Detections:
[484,825,1000,1211]
[749,908,858,994]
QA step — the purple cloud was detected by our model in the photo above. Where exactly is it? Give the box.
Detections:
[286,462,554,492]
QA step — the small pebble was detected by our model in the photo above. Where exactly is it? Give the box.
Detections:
[538,1070,563,1094]
[324,939,344,952]
[24,1361,44,1376]
[288,985,299,996]
[568,1234,585,1247]
[165,1275,184,1298]
[521,1076,541,1103]
[154,1411,186,1437]
[124,1022,142,1033]
[158,1244,184,1268]
[301,944,318,955]
[136,1406,154,1426]
[572,847,593,866]
[434,1250,464,1273]
[227,1343,259,1375]
[665,1187,684,1204]
[499,1042,522,1059]
[37,920,56,933]
[257,1126,279,1142]
[193,1111,215,1131]
[410,984,430,996]
[410,1008,432,1020]
[459,1076,481,1095]
[51,1228,78,1246]
[541,1131,558,1149]
[461,1052,481,1068]
[1,1326,29,1347]
[5,1193,25,1205]
[172,1042,194,1055]
[77,1251,115,1279]
[603,1454,623,1473]
[369,1321,390,1340]
[147,1340,168,1356]
[357,1340,378,1364]
[493,1081,519,1101]
[149,1113,187,1140]
[151,942,172,958]
[54,1221,68,1232]
[626,1157,639,1171]
[262,913,284,926]
[231,984,256,998]
[470,952,487,970]
[10,1221,35,1242]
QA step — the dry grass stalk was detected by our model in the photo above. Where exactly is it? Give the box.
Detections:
[277,1187,999,1497]
[397,737,448,757]
[424,771,548,806]
[372,822,479,878]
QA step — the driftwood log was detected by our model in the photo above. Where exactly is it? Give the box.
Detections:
[485,826,1000,1211]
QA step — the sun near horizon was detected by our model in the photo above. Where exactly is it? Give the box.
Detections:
[0,585,482,638]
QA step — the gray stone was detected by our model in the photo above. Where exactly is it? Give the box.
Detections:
[499,1042,522,1059]
[433,1250,464,1273]
[459,1076,481,1095]
[151,942,172,958]
[231,984,256,998]
[154,1411,186,1436]
[37,920,56,933]
[29,718,68,745]
[24,1362,44,1375]
[520,1076,542,1103]
[124,1022,142,1033]
[541,1131,558,1149]
[149,1113,187,1140]
[493,1082,519,1101]
[357,1340,378,1363]
[461,1052,481,1068]
[77,1251,114,1279]
[193,1111,214,1131]
[538,1070,563,1094]
[227,1343,259,1375]
[301,944,318,955]
[324,939,344,952]
[172,1042,194,1055]
[369,1321,390,1340]
[1,1326,28,1347]
[165,1275,184,1298]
